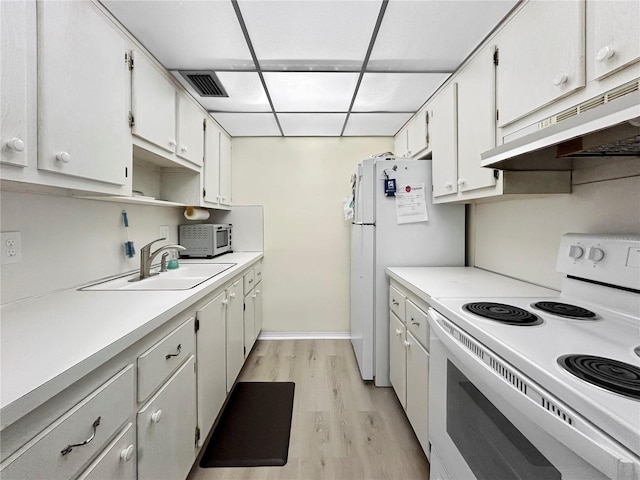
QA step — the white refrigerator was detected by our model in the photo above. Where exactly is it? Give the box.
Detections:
[350,158,465,386]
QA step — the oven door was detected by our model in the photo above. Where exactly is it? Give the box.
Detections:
[427,308,639,480]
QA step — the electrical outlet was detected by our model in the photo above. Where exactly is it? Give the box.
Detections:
[159,225,169,239]
[1,232,22,265]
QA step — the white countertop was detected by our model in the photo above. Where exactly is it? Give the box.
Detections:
[385,266,559,302]
[0,252,262,427]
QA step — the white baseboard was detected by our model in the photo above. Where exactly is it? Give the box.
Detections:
[257,331,351,340]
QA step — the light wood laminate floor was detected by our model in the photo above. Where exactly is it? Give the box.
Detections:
[188,339,430,480]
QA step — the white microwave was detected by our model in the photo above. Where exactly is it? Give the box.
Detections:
[179,224,232,258]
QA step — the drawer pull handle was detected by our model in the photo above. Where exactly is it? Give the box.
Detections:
[165,344,182,360]
[248,278,253,284]
[392,300,399,305]
[410,318,420,326]
[61,417,101,456]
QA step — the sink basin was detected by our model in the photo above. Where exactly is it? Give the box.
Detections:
[81,263,236,291]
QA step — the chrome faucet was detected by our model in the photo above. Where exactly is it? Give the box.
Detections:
[136,237,186,280]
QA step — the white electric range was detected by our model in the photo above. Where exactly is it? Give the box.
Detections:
[425,234,640,480]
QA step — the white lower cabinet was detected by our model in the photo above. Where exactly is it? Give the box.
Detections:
[137,355,197,480]
[226,280,245,392]
[244,289,256,358]
[389,313,407,409]
[195,291,227,448]
[387,281,431,461]
[405,331,429,455]
[76,423,136,480]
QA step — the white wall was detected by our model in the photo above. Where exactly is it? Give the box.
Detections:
[0,190,185,304]
[231,137,393,335]
[471,174,640,290]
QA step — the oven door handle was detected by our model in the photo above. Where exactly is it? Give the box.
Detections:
[427,307,640,480]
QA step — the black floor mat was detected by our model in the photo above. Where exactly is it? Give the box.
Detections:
[199,382,295,468]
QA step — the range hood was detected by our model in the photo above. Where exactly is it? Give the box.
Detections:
[482,81,640,170]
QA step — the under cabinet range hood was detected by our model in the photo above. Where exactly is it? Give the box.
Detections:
[482,80,640,170]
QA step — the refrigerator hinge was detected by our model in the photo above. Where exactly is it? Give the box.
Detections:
[128,111,135,128]
[194,319,200,332]
[195,426,200,446]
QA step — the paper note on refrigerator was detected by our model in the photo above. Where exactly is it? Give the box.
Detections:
[395,183,429,224]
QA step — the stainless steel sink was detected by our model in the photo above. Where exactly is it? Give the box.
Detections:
[80,263,235,291]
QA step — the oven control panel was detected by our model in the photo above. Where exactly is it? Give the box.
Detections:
[556,233,640,290]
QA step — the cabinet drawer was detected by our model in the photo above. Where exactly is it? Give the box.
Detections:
[137,317,195,403]
[405,300,429,350]
[76,423,135,480]
[243,269,255,293]
[255,263,263,285]
[0,366,134,480]
[389,286,406,321]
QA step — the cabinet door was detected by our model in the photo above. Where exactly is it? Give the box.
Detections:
[1,0,34,168]
[196,292,227,447]
[177,92,204,166]
[37,0,129,185]
[254,285,263,337]
[430,83,458,198]
[131,51,177,154]
[456,45,497,193]
[243,292,256,358]
[407,109,428,157]
[137,356,196,480]
[203,118,221,205]
[394,127,408,157]
[406,331,429,457]
[219,133,232,206]
[588,0,640,81]
[76,423,136,480]
[389,313,406,409]
[496,0,586,126]
[226,281,244,392]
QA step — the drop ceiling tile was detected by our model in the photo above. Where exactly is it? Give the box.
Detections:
[343,113,412,136]
[278,113,347,136]
[172,71,271,112]
[368,0,518,71]
[264,73,359,112]
[101,0,253,70]
[211,113,281,137]
[353,73,449,112]
[238,0,381,71]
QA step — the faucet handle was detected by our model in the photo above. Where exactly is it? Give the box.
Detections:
[160,252,170,272]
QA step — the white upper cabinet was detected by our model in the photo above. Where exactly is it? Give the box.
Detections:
[496,0,586,127]
[1,0,34,168]
[131,51,177,155]
[37,0,130,186]
[407,108,429,158]
[455,45,497,194]
[587,0,640,81]
[430,83,458,198]
[219,134,232,206]
[177,92,205,167]
[394,126,408,157]
[203,117,221,206]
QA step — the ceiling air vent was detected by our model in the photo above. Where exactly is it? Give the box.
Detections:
[179,71,228,97]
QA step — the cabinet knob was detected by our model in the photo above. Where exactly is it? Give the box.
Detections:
[230,292,236,299]
[457,179,466,187]
[403,340,411,347]
[395,328,402,336]
[252,293,257,299]
[222,299,229,305]
[6,137,25,152]
[596,46,615,62]
[151,409,163,423]
[180,145,188,153]
[56,151,71,163]
[553,73,568,86]
[169,139,177,147]
[256,290,261,295]
[120,444,135,462]
[444,182,453,189]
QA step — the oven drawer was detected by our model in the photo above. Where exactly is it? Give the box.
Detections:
[137,317,195,403]
[389,285,406,320]
[405,299,429,350]
[0,366,134,480]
